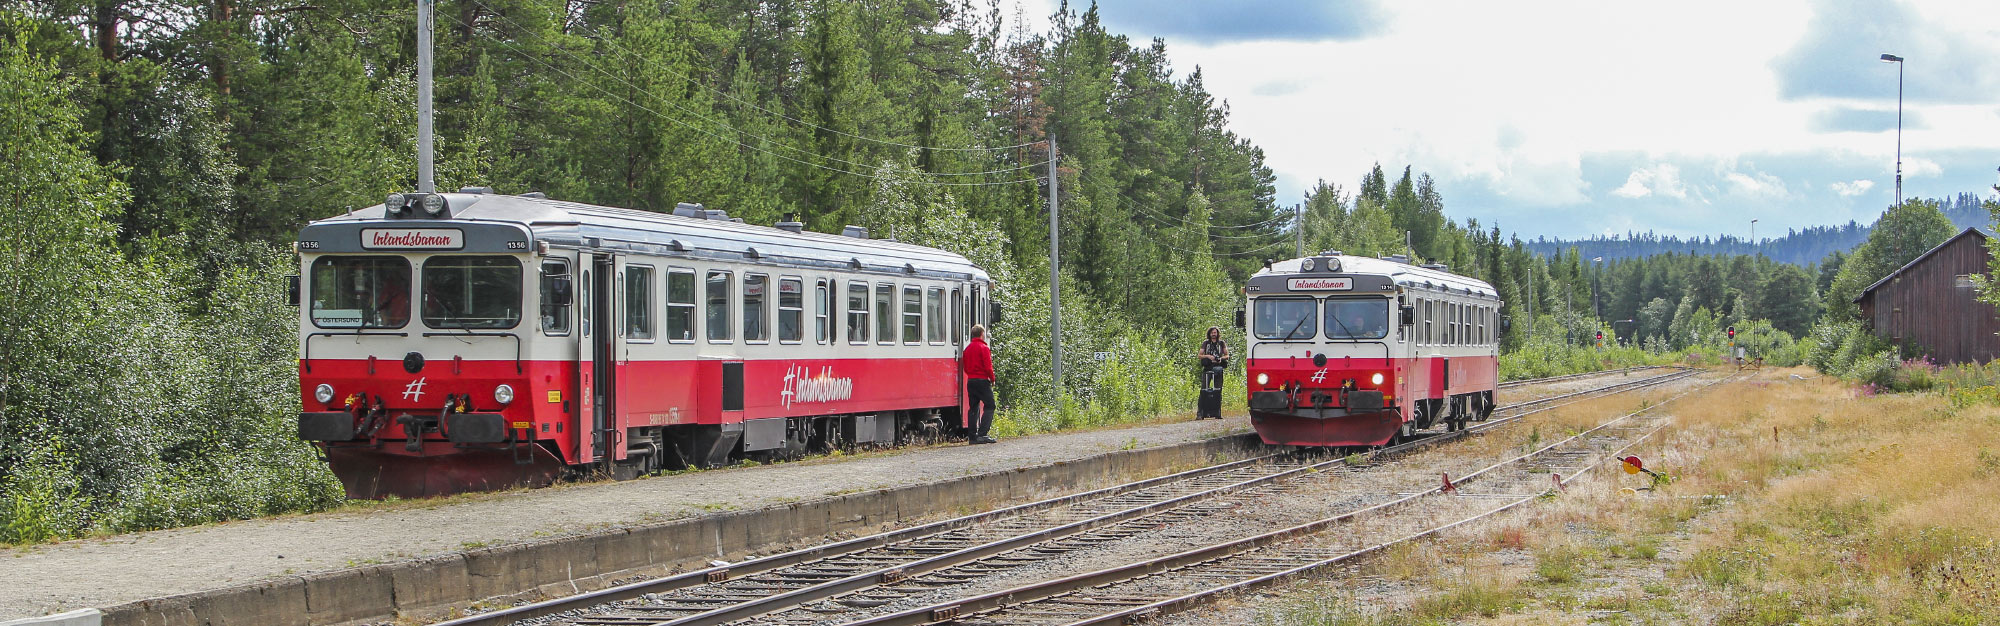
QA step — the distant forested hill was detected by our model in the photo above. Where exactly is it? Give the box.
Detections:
[1526,192,1992,265]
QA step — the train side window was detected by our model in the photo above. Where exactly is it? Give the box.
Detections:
[1421,299,1432,345]
[951,288,964,344]
[814,279,830,345]
[706,270,732,342]
[875,283,896,345]
[743,274,769,343]
[625,265,655,341]
[778,277,804,344]
[666,269,695,342]
[928,288,946,344]
[847,281,870,343]
[539,259,571,336]
[902,286,923,345]
[1456,303,1465,345]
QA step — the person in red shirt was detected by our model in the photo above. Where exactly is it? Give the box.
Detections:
[962,324,997,444]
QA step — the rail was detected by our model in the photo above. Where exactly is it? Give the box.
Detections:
[444,367,1698,626]
[847,371,1723,626]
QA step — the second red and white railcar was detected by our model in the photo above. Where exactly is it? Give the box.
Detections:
[1241,252,1500,447]
[295,190,995,498]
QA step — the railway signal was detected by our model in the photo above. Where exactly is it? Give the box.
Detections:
[1726,326,1736,339]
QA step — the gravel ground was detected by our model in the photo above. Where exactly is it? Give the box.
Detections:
[0,417,1244,620]
[0,367,1668,621]
[563,371,1712,626]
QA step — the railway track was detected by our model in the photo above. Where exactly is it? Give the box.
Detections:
[845,371,1725,626]
[1497,365,1656,389]
[438,367,1699,626]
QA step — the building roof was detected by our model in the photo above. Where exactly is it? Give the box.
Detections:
[1854,226,1994,303]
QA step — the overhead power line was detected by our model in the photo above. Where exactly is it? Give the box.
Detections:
[468,0,1043,155]
[445,11,1040,187]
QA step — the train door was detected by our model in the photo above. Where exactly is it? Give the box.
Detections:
[609,255,639,461]
[577,253,617,465]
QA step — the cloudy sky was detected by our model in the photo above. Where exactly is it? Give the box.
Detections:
[1009,0,2000,240]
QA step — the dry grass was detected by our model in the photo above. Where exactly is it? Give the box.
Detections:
[1249,367,2000,625]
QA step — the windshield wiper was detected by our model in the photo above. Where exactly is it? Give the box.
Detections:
[1282,309,1313,340]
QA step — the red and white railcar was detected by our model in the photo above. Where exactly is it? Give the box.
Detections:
[295,190,995,498]
[1241,252,1500,447]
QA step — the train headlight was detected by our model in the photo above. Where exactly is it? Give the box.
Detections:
[1301,258,1315,271]
[1371,373,1385,385]
[1255,372,1269,386]
[314,383,336,404]
[422,193,448,217]
[385,192,406,215]
[494,384,516,405]
[1326,257,1342,272]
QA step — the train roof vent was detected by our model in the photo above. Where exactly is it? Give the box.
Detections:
[518,191,547,199]
[1381,254,1411,264]
[1421,263,1449,271]
[458,186,495,194]
[1319,249,1343,257]
[671,203,706,218]
[775,220,805,233]
[703,209,731,221]
[841,225,870,239]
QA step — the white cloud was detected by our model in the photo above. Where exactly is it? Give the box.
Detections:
[1724,170,1789,199]
[1904,157,1943,178]
[1002,0,2000,237]
[1612,164,1687,199]
[1831,180,1876,196]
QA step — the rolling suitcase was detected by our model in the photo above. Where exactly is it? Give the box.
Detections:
[1198,387,1222,419]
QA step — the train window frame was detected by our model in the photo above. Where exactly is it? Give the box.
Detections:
[706,270,733,343]
[814,279,830,345]
[624,264,656,342]
[666,268,696,343]
[952,287,964,344]
[1324,297,1391,340]
[743,273,770,344]
[538,258,572,336]
[902,285,924,346]
[847,281,870,344]
[308,255,414,330]
[778,276,804,345]
[1251,296,1318,342]
[875,283,896,345]
[1421,299,1433,346]
[927,287,947,345]
[421,255,524,331]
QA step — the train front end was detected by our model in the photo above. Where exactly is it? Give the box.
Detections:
[293,192,565,499]
[1242,255,1405,447]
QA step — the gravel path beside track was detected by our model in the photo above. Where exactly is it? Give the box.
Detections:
[0,368,1658,621]
[0,419,1245,619]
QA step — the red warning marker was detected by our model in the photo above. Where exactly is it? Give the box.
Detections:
[1551,473,1565,492]
[1440,472,1456,493]
[1621,456,1644,474]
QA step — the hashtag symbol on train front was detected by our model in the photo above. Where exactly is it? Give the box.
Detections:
[1310,369,1327,383]
[403,377,427,402]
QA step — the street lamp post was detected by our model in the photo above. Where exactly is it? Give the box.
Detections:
[1749,219,1757,248]
[1881,53,1904,207]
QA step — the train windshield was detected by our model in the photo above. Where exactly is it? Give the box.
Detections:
[309,256,412,329]
[1252,298,1317,340]
[1324,298,1390,340]
[422,256,523,329]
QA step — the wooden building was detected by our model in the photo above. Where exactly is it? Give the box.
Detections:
[1855,227,2000,365]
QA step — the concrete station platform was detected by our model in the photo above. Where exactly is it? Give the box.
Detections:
[0,417,1253,625]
